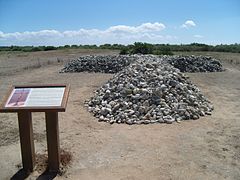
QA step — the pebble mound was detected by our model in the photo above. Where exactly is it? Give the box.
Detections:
[60,55,137,73]
[86,56,214,124]
[60,55,224,74]
[165,55,223,73]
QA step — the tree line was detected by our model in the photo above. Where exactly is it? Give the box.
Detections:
[0,43,240,54]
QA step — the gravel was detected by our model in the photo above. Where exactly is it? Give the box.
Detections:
[60,55,224,74]
[85,55,214,124]
[60,55,138,73]
[163,55,224,73]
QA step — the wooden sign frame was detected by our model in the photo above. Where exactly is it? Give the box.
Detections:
[0,84,70,112]
[0,84,70,174]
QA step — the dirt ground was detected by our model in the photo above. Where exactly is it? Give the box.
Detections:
[0,49,239,180]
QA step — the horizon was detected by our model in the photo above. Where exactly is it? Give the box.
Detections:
[1,42,239,48]
[0,0,239,46]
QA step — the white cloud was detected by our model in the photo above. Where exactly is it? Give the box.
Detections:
[0,31,4,37]
[194,34,203,38]
[0,22,171,46]
[105,22,165,34]
[181,20,196,28]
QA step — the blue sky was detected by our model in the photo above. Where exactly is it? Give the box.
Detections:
[0,0,239,46]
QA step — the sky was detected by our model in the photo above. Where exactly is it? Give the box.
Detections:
[0,0,239,46]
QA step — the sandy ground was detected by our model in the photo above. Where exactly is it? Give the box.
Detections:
[0,50,239,180]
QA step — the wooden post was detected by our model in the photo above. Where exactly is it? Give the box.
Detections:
[0,85,70,176]
[45,112,60,172]
[18,111,35,172]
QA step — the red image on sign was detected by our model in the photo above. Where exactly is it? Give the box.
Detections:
[6,88,30,107]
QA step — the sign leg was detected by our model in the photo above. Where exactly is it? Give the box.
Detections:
[18,111,35,172]
[45,112,60,172]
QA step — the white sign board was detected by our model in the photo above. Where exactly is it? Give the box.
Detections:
[5,87,65,107]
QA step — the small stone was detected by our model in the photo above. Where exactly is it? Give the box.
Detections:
[110,119,116,124]
[143,120,150,124]
[112,103,120,112]
[205,111,212,115]
[126,120,133,125]
[99,115,105,121]
[100,107,111,116]
[163,115,175,124]
[127,110,135,116]
[192,115,199,120]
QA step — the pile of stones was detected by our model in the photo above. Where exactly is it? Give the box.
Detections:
[164,55,223,73]
[60,55,224,74]
[85,56,214,124]
[60,55,138,73]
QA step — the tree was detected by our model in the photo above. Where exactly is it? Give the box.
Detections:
[131,42,153,54]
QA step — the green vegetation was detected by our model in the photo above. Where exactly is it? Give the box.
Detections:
[0,45,57,52]
[131,42,153,54]
[119,42,173,55]
[1,43,240,55]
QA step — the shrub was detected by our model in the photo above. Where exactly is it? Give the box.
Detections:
[71,45,78,48]
[43,46,57,51]
[64,45,70,48]
[31,47,44,51]
[131,42,153,54]
[119,48,128,55]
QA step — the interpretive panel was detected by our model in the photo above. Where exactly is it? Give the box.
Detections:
[0,84,70,173]
[0,85,70,112]
[6,87,65,107]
